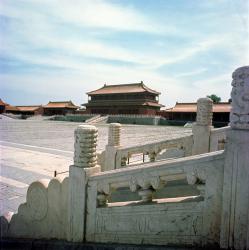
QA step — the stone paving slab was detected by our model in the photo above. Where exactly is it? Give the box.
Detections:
[0,141,73,157]
[0,145,72,214]
[0,120,192,151]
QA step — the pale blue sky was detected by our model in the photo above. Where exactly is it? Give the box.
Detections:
[0,0,248,107]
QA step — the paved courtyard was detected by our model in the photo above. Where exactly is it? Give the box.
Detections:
[0,119,192,214]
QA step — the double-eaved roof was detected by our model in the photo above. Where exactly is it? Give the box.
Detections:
[43,101,78,109]
[87,82,160,95]
[166,102,231,113]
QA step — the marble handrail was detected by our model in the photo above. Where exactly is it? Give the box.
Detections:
[86,150,225,245]
[89,150,224,205]
[115,134,193,168]
[210,126,230,151]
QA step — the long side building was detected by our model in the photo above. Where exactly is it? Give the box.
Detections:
[161,102,231,127]
[43,101,78,116]
[85,82,163,115]
[16,106,44,116]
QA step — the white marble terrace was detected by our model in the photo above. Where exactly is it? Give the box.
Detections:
[1,66,249,249]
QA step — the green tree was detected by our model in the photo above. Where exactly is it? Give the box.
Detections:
[207,94,221,103]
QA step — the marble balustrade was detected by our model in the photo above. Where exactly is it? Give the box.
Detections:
[1,66,249,250]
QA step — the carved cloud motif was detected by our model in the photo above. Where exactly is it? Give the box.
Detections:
[129,173,162,192]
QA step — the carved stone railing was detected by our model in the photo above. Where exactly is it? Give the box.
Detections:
[210,126,230,152]
[1,124,101,242]
[220,66,249,250]
[1,177,69,239]
[103,97,230,170]
[115,135,193,168]
[1,66,248,250]
[86,150,225,246]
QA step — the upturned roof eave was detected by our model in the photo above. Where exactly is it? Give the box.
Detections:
[87,82,160,96]
[43,106,78,109]
[43,101,78,109]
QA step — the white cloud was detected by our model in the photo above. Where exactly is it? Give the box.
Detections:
[0,0,165,33]
[2,0,246,69]
[54,0,157,32]
[175,68,208,78]
[0,56,183,106]
[1,22,236,72]
[1,0,248,107]
[153,36,228,67]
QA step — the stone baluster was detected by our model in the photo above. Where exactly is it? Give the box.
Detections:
[97,182,110,207]
[103,123,122,171]
[130,175,162,202]
[120,156,128,167]
[97,193,107,206]
[68,125,100,242]
[148,151,157,162]
[192,97,213,155]
[186,171,206,198]
[220,66,249,250]
[218,138,225,150]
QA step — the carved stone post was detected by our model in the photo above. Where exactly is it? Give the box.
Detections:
[68,125,100,242]
[74,125,98,168]
[103,123,121,171]
[108,123,121,147]
[192,97,213,155]
[220,66,249,250]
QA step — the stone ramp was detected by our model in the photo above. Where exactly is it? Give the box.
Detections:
[85,115,108,124]
[0,114,17,120]
[0,239,220,250]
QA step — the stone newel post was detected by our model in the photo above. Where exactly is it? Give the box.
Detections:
[103,123,121,171]
[192,97,213,155]
[220,66,249,250]
[74,125,98,168]
[68,125,100,242]
[108,123,121,147]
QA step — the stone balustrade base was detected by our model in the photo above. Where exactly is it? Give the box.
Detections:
[0,238,222,250]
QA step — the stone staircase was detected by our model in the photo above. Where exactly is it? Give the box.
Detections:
[85,115,108,124]
[0,113,20,120]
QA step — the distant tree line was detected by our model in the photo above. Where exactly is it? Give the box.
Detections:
[207,94,221,103]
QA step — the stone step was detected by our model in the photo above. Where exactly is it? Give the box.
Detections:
[1,239,221,250]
